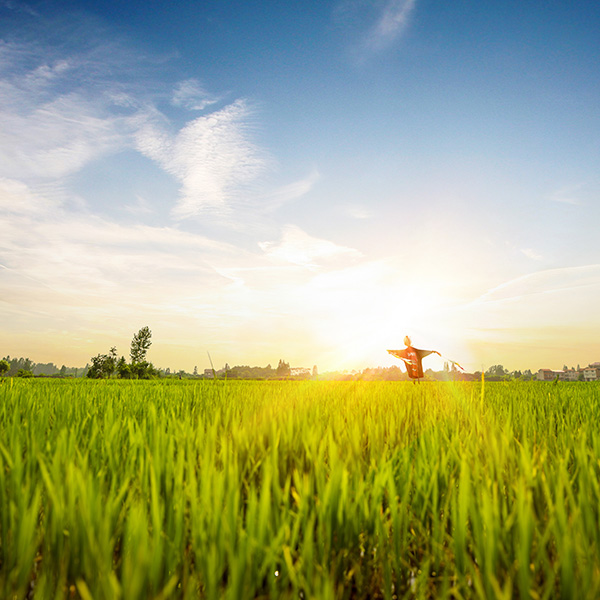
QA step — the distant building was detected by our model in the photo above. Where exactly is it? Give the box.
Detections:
[537,369,560,381]
[583,366,600,381]
[290,367,311,378]
[204,364,230,378]
[537,368,579,381]
[538,365,600,381]
[562,369,579,381]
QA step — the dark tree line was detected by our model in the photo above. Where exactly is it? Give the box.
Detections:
[224,360,297,380]
[87,326,158,379]
[0,357,78,378]
[474,365,535,382]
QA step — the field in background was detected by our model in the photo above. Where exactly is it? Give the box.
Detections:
[1,379,599,599]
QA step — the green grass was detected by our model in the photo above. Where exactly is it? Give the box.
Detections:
[1,378,599,599]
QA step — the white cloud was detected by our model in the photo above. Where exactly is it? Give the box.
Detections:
[444,264,600,370]
[0,33,271,220]
[0,178,241,310]
[0,42,129,180]
[0,177,380,370]
[520,248,542,261]
[171,78,220,111]
[364,0,416,52]
[135,99,269,219]
[346,204,372,219]
[2,9,429,370]
[258,225,363,268]
[551,195,581,206]
[0,177,57,213]
[25,59,72,84]
[334,0,418,64]
[124,195,154,215]
[0,91,126,179]
[0,1,39,16]
[475,265,600,304]
[262,169,320,210]
[548,182,585,205]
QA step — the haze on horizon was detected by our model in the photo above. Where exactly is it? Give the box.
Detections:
[1,0,600,374]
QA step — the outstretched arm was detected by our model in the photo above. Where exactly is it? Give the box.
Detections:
[387,348,409,359]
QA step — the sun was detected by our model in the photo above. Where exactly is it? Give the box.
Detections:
[290,261,457,371]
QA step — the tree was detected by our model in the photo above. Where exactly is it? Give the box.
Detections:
[128,327,157,379]
[276,359,290,378]
[130,327,152,364]
[116,356,132,379]
[0,359,9,376]
[87,352,116,379]
[485,365,508,379]
[131,360,158,379]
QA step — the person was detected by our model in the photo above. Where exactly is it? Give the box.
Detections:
[387,336,441,382]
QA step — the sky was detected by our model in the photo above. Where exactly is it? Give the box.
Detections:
[1,0,600,374]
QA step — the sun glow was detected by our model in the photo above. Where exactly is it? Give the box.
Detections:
[286,259,460,371]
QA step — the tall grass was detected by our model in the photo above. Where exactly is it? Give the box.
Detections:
[1,378,599,598]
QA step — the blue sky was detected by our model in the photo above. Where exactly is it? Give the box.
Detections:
[1,0,600,372]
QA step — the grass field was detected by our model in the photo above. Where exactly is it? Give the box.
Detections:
[1,378,599,599]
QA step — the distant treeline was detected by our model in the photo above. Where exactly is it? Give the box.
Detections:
[1,355,539,382]
[0,356,82,378]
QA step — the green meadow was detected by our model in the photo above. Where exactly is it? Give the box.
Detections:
[1,378,599,599]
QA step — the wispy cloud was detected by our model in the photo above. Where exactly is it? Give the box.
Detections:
[0,25,271,220]
[0,32,180,193]
[124,195,155,216]
[0,0,39,17]
[258,225,363,269]
[171,78,220,111]
[0,90,127,180]
[134,99,270,219]
[520,248,542,261]
[0,178,239,309]
[363,0,416,53]
[0,41,129,180]
[548,183,585,205]
[447,264,600,369]
[345,204,373,219]
[261,169,320,211]
[336,0,417,60]
[0,4,438,371]
[0,177,382,369]
[475,265,600,304]
[24,59,72,85]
